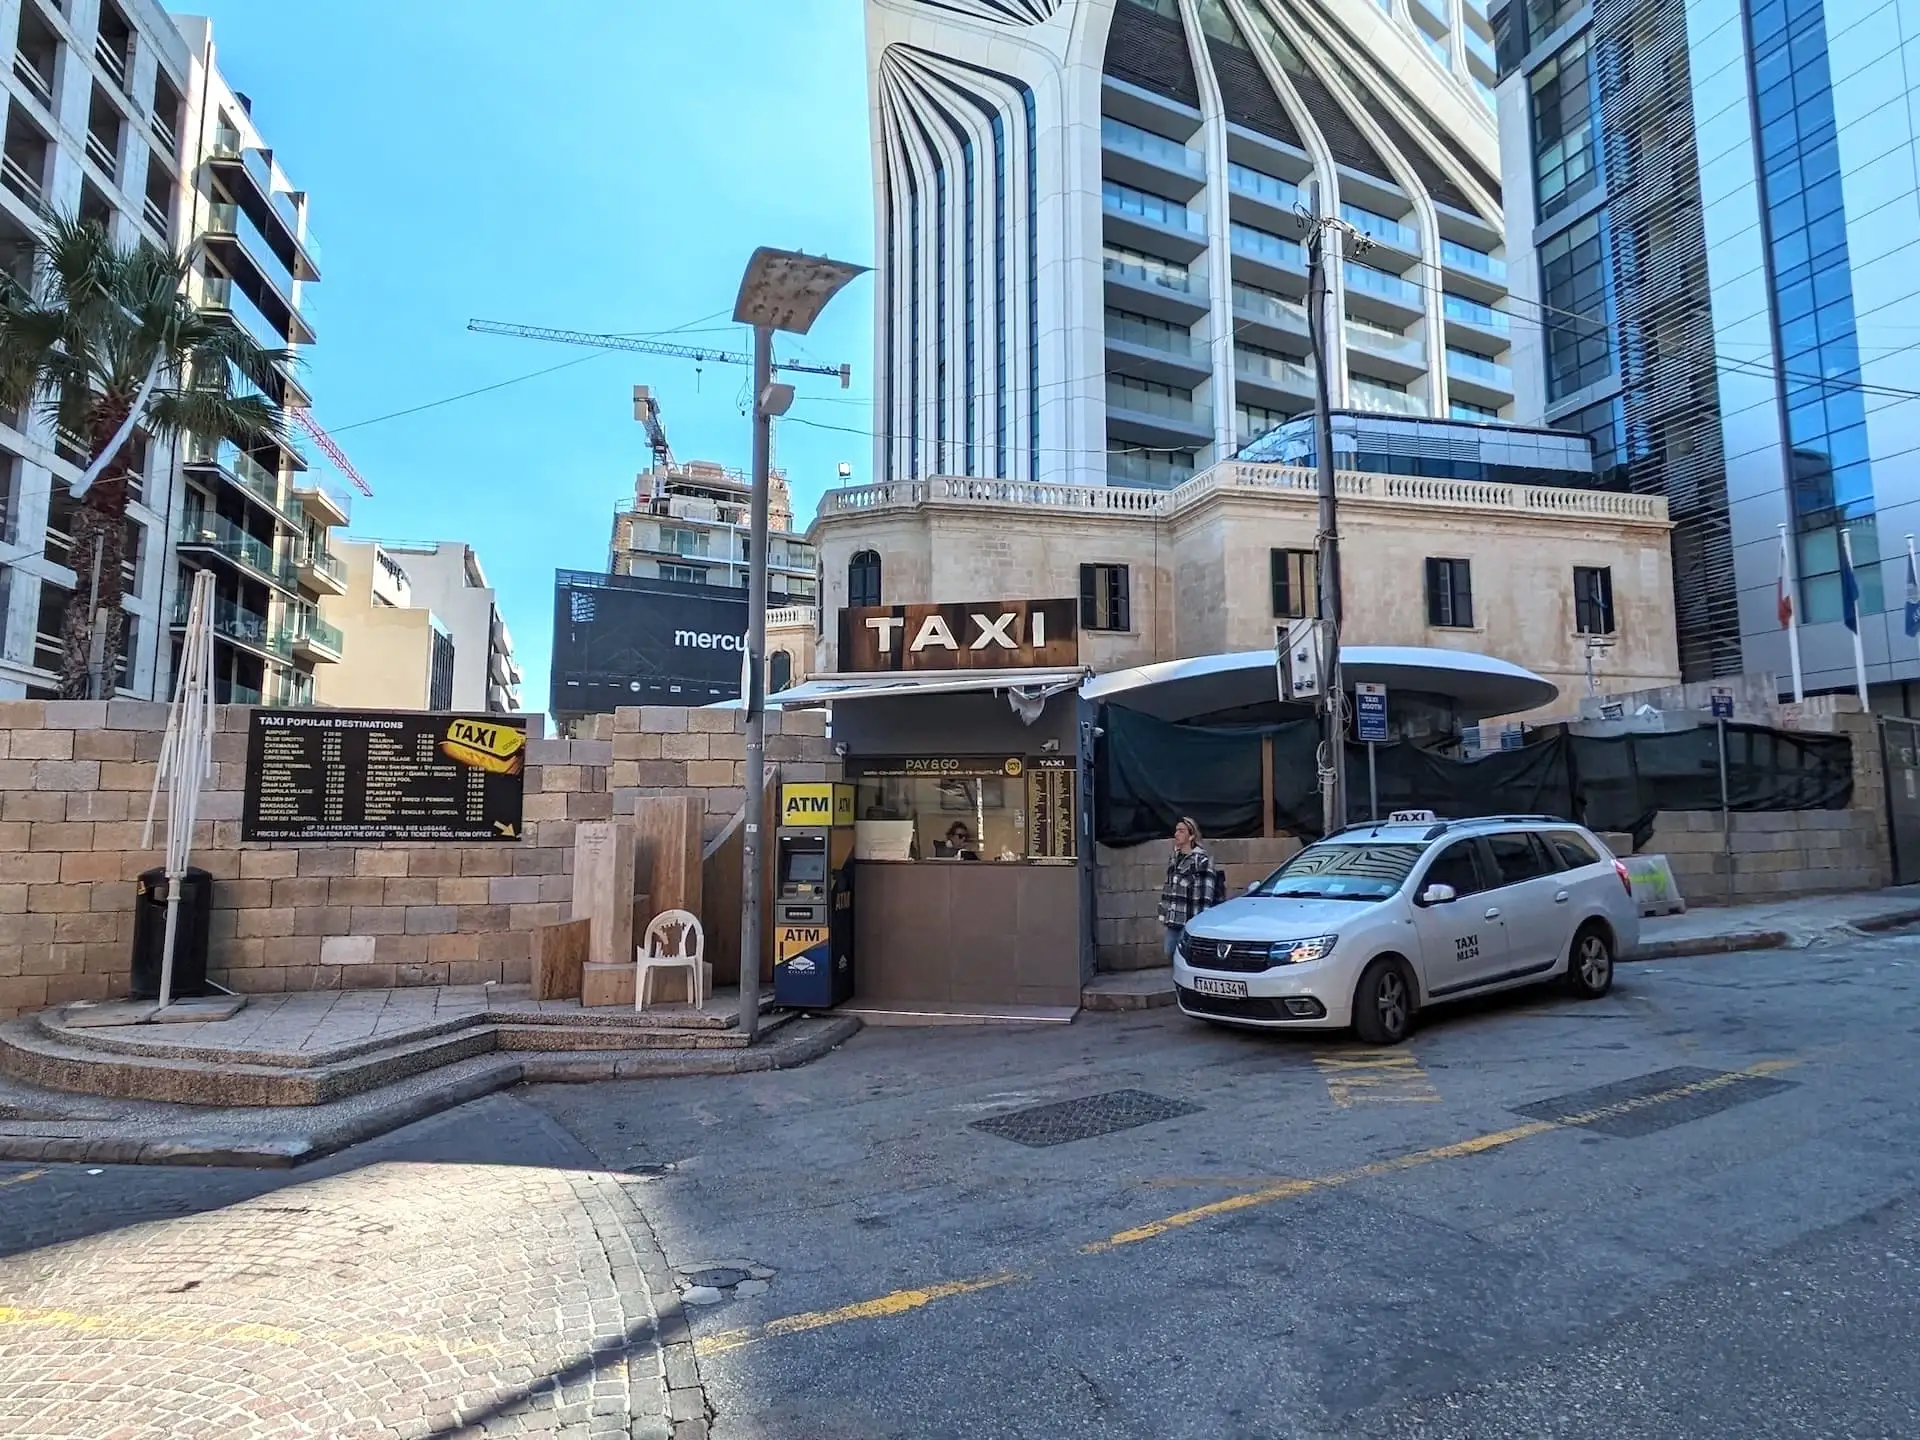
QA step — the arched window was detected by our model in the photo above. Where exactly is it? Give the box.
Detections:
[769,650,793,695]
[848,550,882,609]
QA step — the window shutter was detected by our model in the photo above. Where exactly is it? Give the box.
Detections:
[1425,557,1444,626]
[1114,566,1131,631]
[1456,560,1473,628]
[1079,564,1097,629]
[1271,549,1284,618]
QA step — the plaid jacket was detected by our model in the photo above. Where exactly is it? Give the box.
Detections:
[1158,845,1227,928]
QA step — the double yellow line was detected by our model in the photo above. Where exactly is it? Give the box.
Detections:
[698,1058,1801,1356]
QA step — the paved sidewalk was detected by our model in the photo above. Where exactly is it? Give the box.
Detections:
[1636,884,1920,956]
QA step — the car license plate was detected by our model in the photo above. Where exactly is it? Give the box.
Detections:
[1193,977,1249,998]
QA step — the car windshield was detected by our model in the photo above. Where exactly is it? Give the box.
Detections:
[1249,842,1428,901]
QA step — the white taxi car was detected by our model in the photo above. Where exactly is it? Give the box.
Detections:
[1174,813,1639,1044]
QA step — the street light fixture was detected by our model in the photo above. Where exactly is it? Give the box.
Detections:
[732,246,867,1042]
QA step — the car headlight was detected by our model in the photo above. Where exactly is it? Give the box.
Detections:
[1268,935,1337,966]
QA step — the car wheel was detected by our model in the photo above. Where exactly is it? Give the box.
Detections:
[1352,958,1415,1045]
[1564,924,1614,999]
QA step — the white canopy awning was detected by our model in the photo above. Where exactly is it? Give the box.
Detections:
[766,667,1088,709]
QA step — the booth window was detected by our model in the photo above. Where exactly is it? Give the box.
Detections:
[849,550,882,608]
[1425,557,1474,628]
[852,763,1077,863]
[769,650,793,693]
[1080,563,1131,631]
[1573,565,1615,634]
[1271,548,1319,620]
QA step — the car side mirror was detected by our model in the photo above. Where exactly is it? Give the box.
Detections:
[1419,883,1457,906]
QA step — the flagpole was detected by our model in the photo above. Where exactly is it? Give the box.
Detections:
[1841,527,1869,708]
[1780,523,1804,703]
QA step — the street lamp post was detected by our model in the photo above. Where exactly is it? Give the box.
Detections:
[731,247,866,1041]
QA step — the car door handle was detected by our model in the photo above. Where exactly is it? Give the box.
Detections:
[1483,907,1501,919]
[1554,890,1571,903]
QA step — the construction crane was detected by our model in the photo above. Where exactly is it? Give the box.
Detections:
[632,385,672,470]
[466,319,853,388]
[291,408,375,498]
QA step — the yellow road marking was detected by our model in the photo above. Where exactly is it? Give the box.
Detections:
[1314,1048,1442,1106]
[696,1057,1806,1357]
[699,1272,1026,1355]
[0,1304,499,1358]
[0,1168,47,1191]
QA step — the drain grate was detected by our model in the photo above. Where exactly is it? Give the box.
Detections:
[971,1089,1201,1148]
[1514,1065,1797,1139]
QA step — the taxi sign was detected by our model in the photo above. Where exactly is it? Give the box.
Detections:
[780,782,855,828]
[1388,809,1437,823]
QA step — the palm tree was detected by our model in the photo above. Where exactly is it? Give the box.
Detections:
[0,214,289,698]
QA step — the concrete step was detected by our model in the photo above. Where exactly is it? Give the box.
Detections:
[35,1007,482,1070]
[520,1014,862,1083]
[492,1010,795,1053]
[1081,967,1175,1012]
[1098,950,1172,973]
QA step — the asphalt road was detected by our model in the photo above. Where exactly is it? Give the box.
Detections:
[5,934,1920,1438]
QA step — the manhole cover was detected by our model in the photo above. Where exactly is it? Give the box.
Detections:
[971,1089,1201,1148]
[685,1268,750,1290]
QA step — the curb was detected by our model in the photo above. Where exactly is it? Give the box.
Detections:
[1081,985,1176,1012]
[1629,930,1792,962]
[1848,905,1920,934]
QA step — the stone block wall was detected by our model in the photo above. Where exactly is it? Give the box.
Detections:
[1095,836,1302,973]
[0,701,831,1019]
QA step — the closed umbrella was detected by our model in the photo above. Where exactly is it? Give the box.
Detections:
[140,567,218,1013]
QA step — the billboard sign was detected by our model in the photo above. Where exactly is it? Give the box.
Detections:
[839,598,1078,673]
[551,572,750,712]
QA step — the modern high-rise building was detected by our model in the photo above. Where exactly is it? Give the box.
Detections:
[1496,0,1920,693]
[0,7,345,704]
[865,0,1513,492]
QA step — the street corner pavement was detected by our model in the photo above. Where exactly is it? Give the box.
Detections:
[0,1155,694,1440]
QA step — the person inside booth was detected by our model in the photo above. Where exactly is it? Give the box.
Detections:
[933,821,981,861]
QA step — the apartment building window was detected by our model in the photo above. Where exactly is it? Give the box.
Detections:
[1271,549,1319,620]
[848,550,881,609]
[428,629,455,711]
[1573,566,1614,635]
[1530,34,1602,220]
[1080,563,1132,632]
[1539,213,1615,400]
[1425,558,1474,628]
[660,526,707,557]
[660,563,706,585]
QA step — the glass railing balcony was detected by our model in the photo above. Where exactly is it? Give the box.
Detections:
[211,124,243,160]
[1341,203,1418,251]
[221,680,264,705]
[1343,260,1423,307]
[1231,222,1304,269]
[1422,32,1450,67]
[1103,181,1203,233]
[201,274,290,355]
[1447,348,1513,389]
[176,511,297,589]
[186,437,301,525]
[1105,311,1195,358]
[1106,383,1200,425]
[1103,255,1194,295]
[1350,380,1427,416]
[300,547,349,587]
[172,591,294,660]
[1108,450,1195,490]
[1101,117,1203,173]
[1345,321,1424,364]
[1233,285,1308,330]
[1465,28,1496,68]
[288,607,344,655]
[1235,349,1316,390]
[269,669,315,708]
[291,472,353,524]
[1228,163,1300,211]
[1443,293,1510,333]
[206,201,298,305]
[1441,238,1505,280]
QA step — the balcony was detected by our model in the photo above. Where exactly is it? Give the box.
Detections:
[1446,346,1514,404]
[287,605,343,664]
[2,128,48,208]
[1105,309,1208,384]
[1231,221,1306,291]
[1102,179,1207,260]
[1464,27,1496,76]
[297,544,349,596]
[1343,259,1424,324]
[1101,116,1204,199]
[1340,203,1418,256]
[175,511,298,592]
[84,127,116,181]
[1107,449,1196,491]
[1345,320,1426,378]
[1234,347,1316,407]
[185,437,302,528]
[1232,283,1309,348]
[172,590,294,662]
[93,36,132,95]
[1106,380,1211,447]
[291,471,351,528]
[1103,255,1206,323]
[205,200,300,311]
[1443,292,1510,338]
[11,53,55,112]
[1349,379,1427,417]
[1440,237,1506,290]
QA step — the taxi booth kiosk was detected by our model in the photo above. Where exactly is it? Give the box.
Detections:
[766,597,1094,1017]
[775,782,856,1009]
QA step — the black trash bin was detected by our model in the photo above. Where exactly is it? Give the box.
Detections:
[130,867,213,1000]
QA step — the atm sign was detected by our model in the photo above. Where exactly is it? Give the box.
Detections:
[781,783,854,827]
[778,925,828,961]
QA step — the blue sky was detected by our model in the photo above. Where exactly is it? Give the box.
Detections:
[189,1,874,720]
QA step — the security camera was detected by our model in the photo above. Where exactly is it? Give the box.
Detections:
[1040,738,1061,753]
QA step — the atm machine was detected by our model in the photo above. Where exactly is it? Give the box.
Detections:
[774,782,856,1009]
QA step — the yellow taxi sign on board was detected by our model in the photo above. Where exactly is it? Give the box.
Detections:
[780,782,855,828]
[440,718,526,776]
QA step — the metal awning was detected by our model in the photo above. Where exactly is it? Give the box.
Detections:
[767,667,1089,709]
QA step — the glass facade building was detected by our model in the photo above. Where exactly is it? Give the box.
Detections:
[1496,0,1920,693]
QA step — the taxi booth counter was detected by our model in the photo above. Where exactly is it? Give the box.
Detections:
[770,678,1095,1014]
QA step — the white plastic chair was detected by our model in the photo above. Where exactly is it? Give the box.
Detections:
[636,909,707,1012]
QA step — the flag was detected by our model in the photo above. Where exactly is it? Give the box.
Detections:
[1840,528,1861,636]
[1777,529,1795,629]
[1905,542,1920,639]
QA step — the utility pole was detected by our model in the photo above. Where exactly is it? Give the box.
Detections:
[1298,184,1369,835]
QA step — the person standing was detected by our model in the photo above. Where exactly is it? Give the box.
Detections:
[1158,816,1224,964]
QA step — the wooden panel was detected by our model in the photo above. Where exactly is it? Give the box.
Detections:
[852,862,1083,1007]
[700,782,778,987]
[531,919,589,1001]
[571,822,636,969]
[634,796,702,916]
